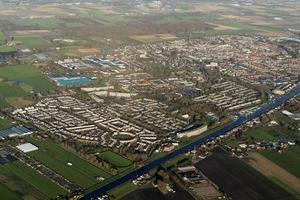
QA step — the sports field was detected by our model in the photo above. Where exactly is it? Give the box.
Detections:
[0,161,66,200]
[29,139,110,188]
[97,151,132,168]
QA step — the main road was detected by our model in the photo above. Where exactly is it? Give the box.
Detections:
[81,86,300,200]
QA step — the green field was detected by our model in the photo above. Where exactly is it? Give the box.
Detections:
[56,48,80,57]
[245,128,276,142]
[28,139,110,188]
[14,18,62,29]
[0,45,15,53]
[0,31,6,44]
[15,36,51,48]
[0,64,55,92]
[0,161,66,200]
[260,145,300,178]
[0,82,28,109]
[97,151,132,168]
[0,117,13,130]
[0,64,54,108]
[0,65,55,109]
[108,182,138,200]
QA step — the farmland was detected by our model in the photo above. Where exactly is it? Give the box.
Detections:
[0,31,6,44]
[0,117,13,130]
[97,151,132,169]
[129,34,178,43]
[0,45,15,53]
[0,82,28,109]
[108,182,138,200]
[28,138,110,188]
[0,64,54,109]
[14,18,62,29]
[121,183,195,200]
[196,148,296,200]
[260,145,300,178]
[0,161,67,200]
[244,128,276,142]
[247,152,300,196]
[15,36,51,49]
[0,64,55,92]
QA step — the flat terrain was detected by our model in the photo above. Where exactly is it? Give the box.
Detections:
[247,152,300,195]
[0,161,66,200]
[97,151,132,168]
[260,145,300,178]
[121,184,194,200]
[0,31,6,44]
[0,45,15,53]
[0,64,54,92]
[15,36,52,49]
[196,148,296,200]
[0,64,54,109]
[0,118,13,130]
[245,127,276,141]
[129,34,178,43]
[28,139,110,188]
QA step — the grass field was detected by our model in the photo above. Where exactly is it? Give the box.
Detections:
[0,64,55,92]
[129,34,177,43]
[0,117,13,130]
[0,161,66,200]
[0,82,28,109]
[108,182,138,200]
[15,36,51,48]
[14,18,62,29]
[0,31,6,44]
[0,64,54,108]
[0,184,21,200]
[260,145,300,178]
[245,128,276,142]
[97,151,132,169]
[56,48,80,57]
[28,138,110,188]
[0,45,15,53]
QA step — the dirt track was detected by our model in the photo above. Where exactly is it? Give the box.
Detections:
[248,152,300,193]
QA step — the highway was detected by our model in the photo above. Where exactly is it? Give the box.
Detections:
[81,86,300,200]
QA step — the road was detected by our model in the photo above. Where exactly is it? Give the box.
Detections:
[81,86,300,200]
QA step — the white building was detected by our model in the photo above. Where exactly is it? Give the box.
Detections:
[177,124,208,138]
[16,143,38,153]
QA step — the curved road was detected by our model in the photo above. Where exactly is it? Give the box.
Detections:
[82,86,300,200]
